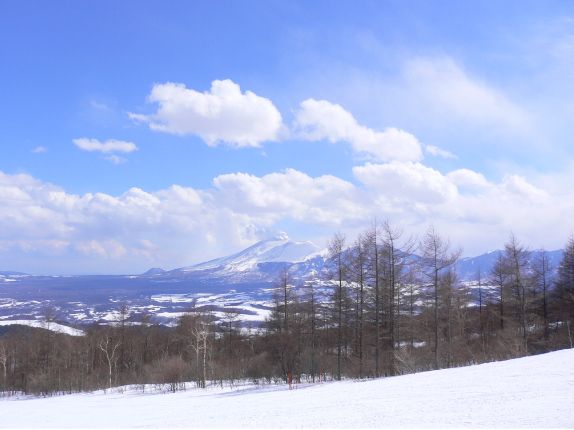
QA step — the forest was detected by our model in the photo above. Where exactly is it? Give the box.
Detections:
[1,224,573,396]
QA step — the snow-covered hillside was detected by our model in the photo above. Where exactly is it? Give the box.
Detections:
[2,349,572,428]
[180,232,321,273]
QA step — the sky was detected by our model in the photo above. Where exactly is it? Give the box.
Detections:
[1,0,574,274]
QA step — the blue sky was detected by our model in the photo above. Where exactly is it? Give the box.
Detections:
[1,0,574,274]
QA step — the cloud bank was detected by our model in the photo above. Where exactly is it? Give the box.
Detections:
[0,161,571,274]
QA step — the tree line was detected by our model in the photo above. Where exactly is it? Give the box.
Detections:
[1,223,573,396]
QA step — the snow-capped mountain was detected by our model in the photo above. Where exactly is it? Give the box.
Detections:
[187,232,320,270]
[160,233,326,283]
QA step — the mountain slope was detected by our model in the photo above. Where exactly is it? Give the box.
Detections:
[158,233,324,283]
[183,232,320,271]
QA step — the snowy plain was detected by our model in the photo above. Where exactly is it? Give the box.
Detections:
[1,349,573,428]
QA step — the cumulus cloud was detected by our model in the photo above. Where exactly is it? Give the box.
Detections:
[500,174,548,201]
[73,138,138,154]
[0,161,570,273]
[129,79,283,147]
[295,99,423,162]
[213,168,364,224]
[447,169,490,190]
[353,162,458,205]
[0,167,367,272]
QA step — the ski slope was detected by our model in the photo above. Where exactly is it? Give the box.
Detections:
[1,349,573,428]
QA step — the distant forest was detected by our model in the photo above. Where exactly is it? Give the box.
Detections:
[1,223,573,396]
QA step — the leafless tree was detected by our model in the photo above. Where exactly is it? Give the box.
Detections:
[98,335,121,390]
[0,340,7,381]
[381,220,415,375]
[364,224,382,377]
[420,226,461,369]
[328,232,346,381]
[491,253,508,331]
[504,234,531,353]
[190,316,211,388]
[533,250,552,341]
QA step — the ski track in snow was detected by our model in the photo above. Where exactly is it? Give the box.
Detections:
[1,349,573,428]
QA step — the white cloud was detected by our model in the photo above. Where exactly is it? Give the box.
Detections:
[129,79,283,148]
[447,169,490,190]
[403,57,529,131]
[89,100,112,111]
[105,155,127,165]
[73,138,138,154]
[0,161,571,273]
[500,174,548,201]
[295,98,423,162]
[425,144,456,159]
[76,240,126,259]
[353,162,458,205]
[32,146,47,154]
[213,168,364,225]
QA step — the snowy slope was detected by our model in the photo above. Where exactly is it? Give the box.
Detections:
[183,232,321,272]
[2,349,573,428]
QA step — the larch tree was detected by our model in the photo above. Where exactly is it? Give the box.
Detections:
[364,225,382,377]
[328,232,346,381]
[491,253,509,331]
[380,220,415,376]
[554,236,574,347]
[533,249,552,341]
[420,226,461,369]
[503,234,531,353]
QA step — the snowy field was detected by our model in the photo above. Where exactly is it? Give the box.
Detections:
[1,349,573,428]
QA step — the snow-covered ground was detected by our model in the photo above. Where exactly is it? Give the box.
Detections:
[1,349,573,428]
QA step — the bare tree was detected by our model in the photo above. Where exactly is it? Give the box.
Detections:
[98,335,121,390]
[554,236,574,346]
[328,232,346,381]
[420,226,461,369]
[491,253,508,331]
[303,277,319,382]
[504,234,531,353]
[280,269,291,333]
[533,250,552,341]
[381,220,415,376]
[476,268,486,353]
[0,340,7,381]
[349,234,367,378]
[364,224,382,377]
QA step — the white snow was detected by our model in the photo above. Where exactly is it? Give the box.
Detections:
[185,234,320,272]
[0,319,84,336]
[1,349,573,428]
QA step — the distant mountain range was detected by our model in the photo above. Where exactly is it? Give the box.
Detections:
[456,249,563,281]
[0,234,565,328]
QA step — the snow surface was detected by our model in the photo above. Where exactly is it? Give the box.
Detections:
[185,233,321,272]
[0,319,84,336]
[1,349,573,428]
